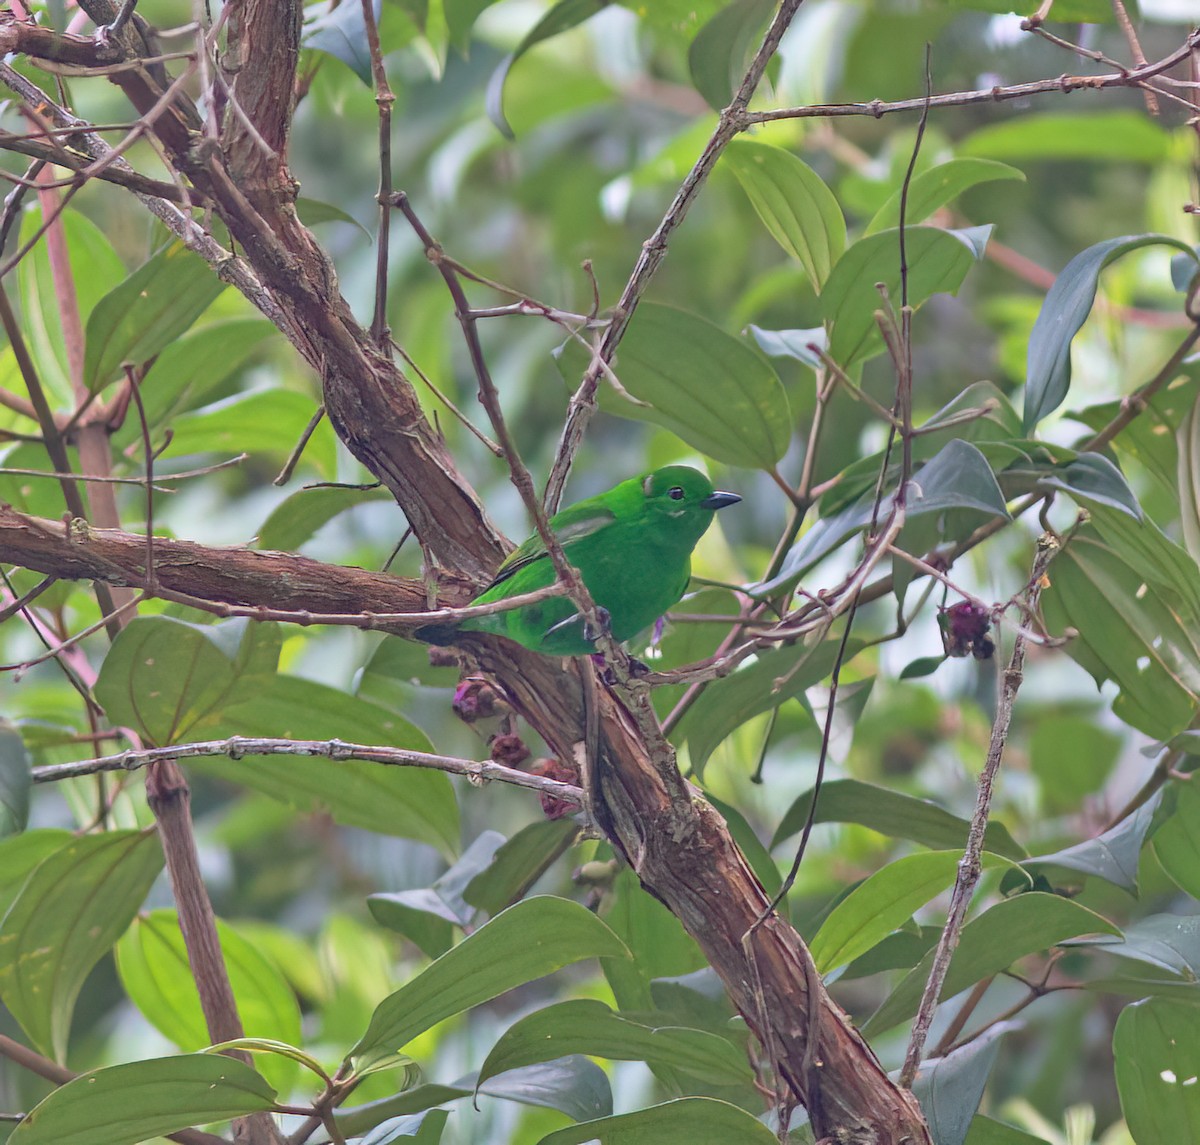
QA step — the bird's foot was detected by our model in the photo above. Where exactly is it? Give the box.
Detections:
[582,606,612,644]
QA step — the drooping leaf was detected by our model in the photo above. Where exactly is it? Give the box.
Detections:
[486,0,609,137]
[463,818,580,917]
[83,242,226,393]
[722,139,846,294]
[1153,781,1200,899]
[823,226,986,366]
[477,999,751,1088]
[1114,998,1200,1145]
[772,778,1025,859]
[303,0,382,84]
[555,302,790,468]
[811,851,1020,975]
[866,158,1025,235]
[536,1097,779,1144]
[358,1109,449,1145]
[687,0,775,111]
[864,893,1120,1035]
[7,1054,276,1145]
[1088,913,1200,980]
[1022,234,1197,432]
[908,439,1011,520]
[351,897,630,1073]
[0,829,164,1061]
[912,1023,1020,1145]
[116,910,303,1095]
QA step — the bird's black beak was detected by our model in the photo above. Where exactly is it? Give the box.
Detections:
[701,490,741,510]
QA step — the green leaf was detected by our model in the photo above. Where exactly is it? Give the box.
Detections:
[1030,715,1121,813]
[1022,234,1197,432]
[116,910,303,1095]
[1115,998,1200,1145]
[1022,795,1158,892]
[913,1024,1016,1145]
[485,0,609,137]
[811,851,1019,975]
[295,196,372,239]
[823,226,985,366]
[351,897,630,1072]
[0,721,30,837]
[677,638,863,775]
[95,616,282,746]
[555,302,790,468]
[772,778,1026,859]
[1041,527,1200,739]
[687,0,774,111]
[748,324,827,370]
[1153,781,1200,899]
[1032,452,1142,519]
[446,0,501,51]
[303,0,380,84]
[166,389,339,478]
[865,158,1025,235]
[963,1115,1047,1145]
[463,818,580,917]
[536,1097,779,1144]
[1091,913,1200,980]
[478,999,752,1087]
[0,829,164,1061]
[910,439,1011,520]
[83,242,226,393]
[0,830,73,919]
[722,139,846,294]
[864,893,1120,1035]
[7,1053,276,1145]
[961,111,1172,164]
[188,675,456,857]
[359,1109,450,1144]
[257,484,395,552]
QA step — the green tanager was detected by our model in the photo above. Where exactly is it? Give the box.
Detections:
[419,465,741,656]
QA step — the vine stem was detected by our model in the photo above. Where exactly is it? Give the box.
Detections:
[899,533,1058,1087]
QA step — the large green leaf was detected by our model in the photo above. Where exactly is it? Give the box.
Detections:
[95,616,283,746]
[0,829,164,1060]
[722,139,846,294]
[866,158,1025,235]
[1115,998,1200,1145]
[1153,781,1200,900]
[811,851,1019,975]
[189,674,456,857]
[1022,796,1158,892]
[772,778,1026,859]
[823,226,986,366]
[0,721,30,837]
[303,0,381,84]
[351,897,630,1073]
[687,0,774,111]
[477,999,751,1087]
[1022,234,1197,432]
[257,484,395,552]
[961,111,1172,164]
[83,242,226,393]
[7,1053,276,1145]
[0,829,73,919]
[536,1097,779,1144]
[864,893,1120,1035]
[913,1025,1015,1145]
[556,302,790,468]
[116,910,302,1095]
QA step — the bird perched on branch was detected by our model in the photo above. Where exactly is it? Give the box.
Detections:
[418,465,741,656]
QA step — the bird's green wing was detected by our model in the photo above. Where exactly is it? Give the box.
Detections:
[487,501,616,587]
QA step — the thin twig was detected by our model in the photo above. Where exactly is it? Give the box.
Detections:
[362,0,394,347]
[900,534,1058,1087]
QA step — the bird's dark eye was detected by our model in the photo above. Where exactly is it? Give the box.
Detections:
[668,486,685,501]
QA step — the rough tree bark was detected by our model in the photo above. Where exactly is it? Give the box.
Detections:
[0,7,932,1142]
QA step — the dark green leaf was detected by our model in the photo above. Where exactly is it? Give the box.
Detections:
[1032,452,1142,519]
[486,0,609,137]
[0,721,30,837]
[823,227,985,366]
[866,158,1025,235]
[257,484,395,552]
[900,655,947,680]
[687,0,774,111]
[864,893,1120,1035]
[913,1023,1017,1145]
[772,778,1026,859]
[0,830,73,919]
[722,140,846,293]
[463,819,580,917]
[909,439,1010,520]
[1091,913,1200,980]
[677,638,863,774]
[961,112,1171,164]
[1022,795,1158,892]
[556,302,790,468]
[477,1058,612,1123]
[351,897,630,1072]
[1153,781,1200,899]
[359,1109,449,1145]
[1114,998,1200,1145]
[1022,234,1197,432]
[478,999,751,1087]
[83,242,226,393]
[7,1054,275,1145]
[841,926,942,980]
[95,616,282,746]
[536,1097,779,1144]
[303,0,381,84]
[0,829,164,1060]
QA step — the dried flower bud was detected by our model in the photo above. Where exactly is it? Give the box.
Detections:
[530,757,580,820]
[452,676,498,722]
[490,732,530,768]
[939,601,994,660]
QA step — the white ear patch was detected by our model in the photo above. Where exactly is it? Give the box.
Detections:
[642,474,655,496]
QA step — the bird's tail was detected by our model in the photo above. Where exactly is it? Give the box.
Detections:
[412,623,459,645]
